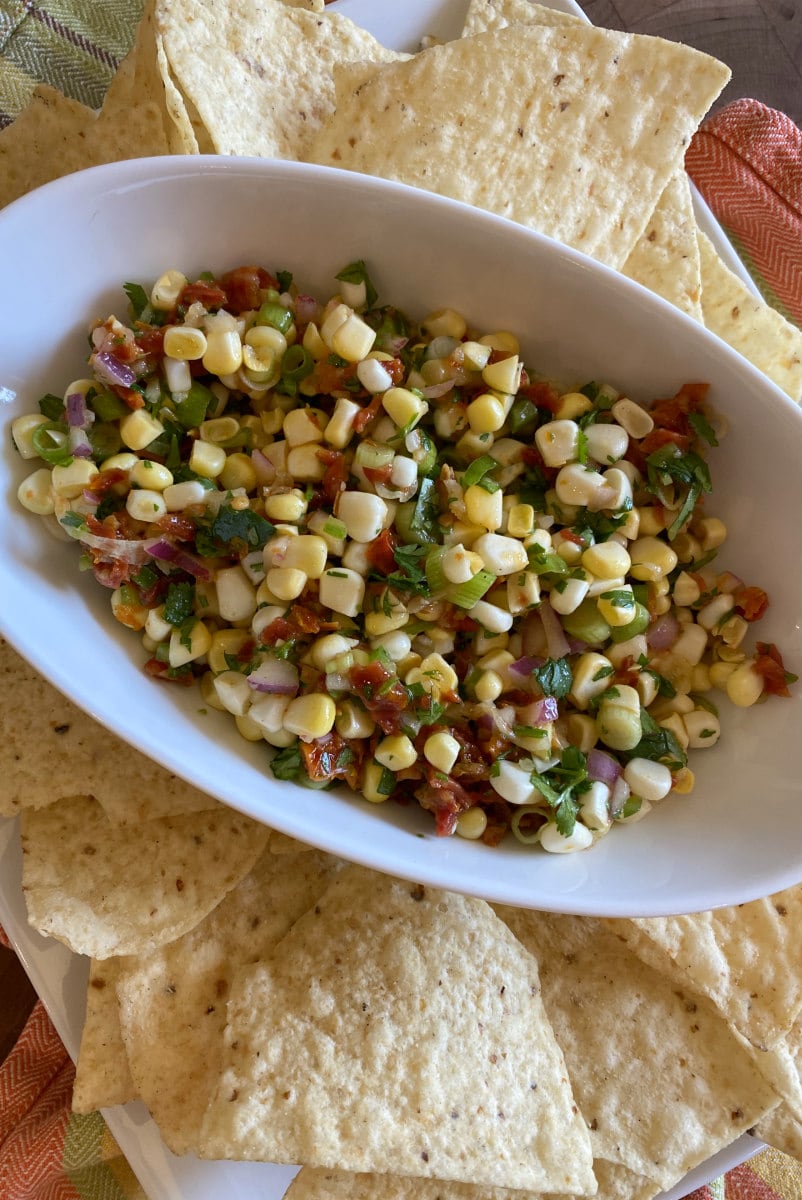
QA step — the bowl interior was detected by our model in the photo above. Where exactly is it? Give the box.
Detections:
[1,156,800,915]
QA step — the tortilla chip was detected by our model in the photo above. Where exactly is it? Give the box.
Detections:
[461,0,582,36]
[155,0,407,159]
[200,867,596,1194]
[754,1015,802,1160]
[0,639,220,821]
[129,0,203,154]
[622,172,704,320]
[268,829,315,854]
[496,908,778,1191]
[307,25,729,269]
[115,848,340,1153]
[286,1159,656,1200]
[20,794,270,958]
[697,229,802,401]
[0,54,169,211]
[73,958,137,1113]
[604,885,802,1051]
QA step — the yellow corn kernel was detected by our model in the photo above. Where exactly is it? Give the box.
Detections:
[636,506,666,536]
[266,566,307,601]
[582,541,631,580]
[150,269,187,311]
[199,670,227,711]
[672,570,701,607]
[283,693,337,741]
[659,712,690,752]
[120,409,165,452]
[208,628,252,674]
[464,483,503,531]
[423,730,461,774]
[281,534,329,579]
[478,330,519,354]
[474,669,503,702]
[467,392,506,434]
[51,458,99,499]
[554,391,593,420]
[203,329,243,376]
[219,452,258,493]
[126,487,167,523]
[596,684,641,751]
[286,443,326,482]
[671,767,695,795]
[331,313,376,363]
[302,321,328,361]
[566,713,598,753]
[163,325,207,360]
[671,531,702,563]
[361,760,390,804]
[507,503,535,538]
[235,711,266,742]
[382,387,427,430]
[421,308,467,339]
[726,660,764,708]
[129,459,174,492]
[482,355,521,395]
[628,536,678,581]
[375,734,417,771]
[168,619,212,668]
[456,807,488,840]
[17,468,55,515]
[283,407,326,447]
[189,439,227,479]
[264,490,307,523]
[695,516,727,551]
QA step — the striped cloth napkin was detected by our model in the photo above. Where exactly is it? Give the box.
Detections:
[0,3,800,1199]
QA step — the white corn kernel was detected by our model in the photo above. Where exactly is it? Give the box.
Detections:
[554,392,593,421]
[324,396,361,449]
[469,599,513,634]
[318,567,365,618]
[611,398,654,439]
[281,535,329,579]
[11,414,49,459]
[540,821,594,853]
[535,420,579,468]
[215,564,258,623]
[17,468,55,514]
[596,585,636,628]
[456,808,488,840]
[247,694,292,736]
[673,571,701,607]
[286,443,326,482]
[549,577,590,615]
[203,329,243,377]
[471,533,528,576]
[670,623,709,666]
[726,661,764,708]
[490,758,538,806]
[145,605,173,642]
[585,422,628,465]
[622,757,673,803]
[422,308,467,339]
[110,587,149,630]
[163,479,209,511]
[335,700,376,740]
[579,781,612,830]
[356,357,393,394]
[371,630,412,662]
[266,567,307,601]
[570,652,614,710]
[169,619,212,668]
[507,571,541,614]
[150,269,187,311]
[683,709,721,748]
[482,355,521,394]
[555,463,608,508]
[337,491,388,543]
[213,670,253,717]
[697,592,735,631]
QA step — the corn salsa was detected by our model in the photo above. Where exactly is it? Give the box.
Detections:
[12,260,796,851]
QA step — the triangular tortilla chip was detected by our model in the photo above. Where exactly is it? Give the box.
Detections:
[73,958,137,1113]
[21,794,270,958]
[307,25,729,269]
[200,867,596,1194]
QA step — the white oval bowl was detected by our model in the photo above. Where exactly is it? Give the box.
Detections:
[1,157,799,915]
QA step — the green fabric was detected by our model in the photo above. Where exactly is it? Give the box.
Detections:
[0,0,143,126]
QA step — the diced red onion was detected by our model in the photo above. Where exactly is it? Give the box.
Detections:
[324,672,351,694]
[69,427,93,458]
[646,612,680,650]
[518,697,559,726]
[539,599,570,660]
[521,609,547,658]
[247,658,299,696]
[610,774,631,818]
[66,391,94,429]
[566,637,589,654]
[145,538,212,581]
[384,334,408,355]
[294,294,319,324]
[92,350,136,389]
[420,378,457,399]
[509,655,545,677]
[587,748,622,787]
[251,448,277,485]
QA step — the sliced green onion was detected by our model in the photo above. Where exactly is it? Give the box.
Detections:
[323,517,348,540]
[510,805,547,844]
[449,569,496,609]
[377,765,396,796]
[31,421,72,465]
[281,344,314,383]
[89,391,128,422]
[355,440,394,471]
[172,381,214,429]
[461,454,498,488]
[256,300,293,334]
[425,546,449,593]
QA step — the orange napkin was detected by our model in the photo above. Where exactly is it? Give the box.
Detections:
[686,98,802,330]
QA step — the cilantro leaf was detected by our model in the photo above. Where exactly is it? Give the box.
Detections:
[194,504,275,556]
[335,259,378,309]
[688,411,719,446]
[163,581,195,626]
[270,743,304,782]
[123,281,150,319]
[624,710,687,770]
[534,657,573,699]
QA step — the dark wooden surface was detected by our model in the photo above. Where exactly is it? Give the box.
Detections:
[1,0,800,1069]
[579,0,802,124]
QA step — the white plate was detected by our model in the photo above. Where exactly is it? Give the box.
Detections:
[0,2,789,1196]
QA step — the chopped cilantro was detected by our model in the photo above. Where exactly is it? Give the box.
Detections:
[276,269,293,293]
[623,710,688,771]
[534,656,573,698]
[688,410,719,446]
[163,581,195,626]
[123,281,150,319]
[194,505,275,556]
[270,743,305,782]
[38,393,65,421]
[335,259,378,309]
